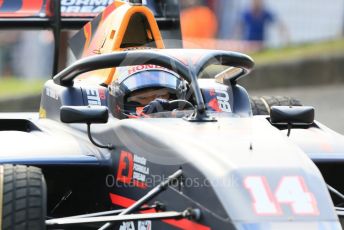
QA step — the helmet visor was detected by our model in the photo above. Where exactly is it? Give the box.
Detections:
[120,70,180,93]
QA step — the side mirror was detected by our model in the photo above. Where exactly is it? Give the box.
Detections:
[270,106,314,137]
[60,106,113,149]
[60,106,108,124]
[270,106,314,125]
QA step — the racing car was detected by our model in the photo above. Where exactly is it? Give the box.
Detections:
[1,0,344,229]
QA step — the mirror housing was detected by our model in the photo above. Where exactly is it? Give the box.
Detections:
[270,106,314,125]
[60,106,108,124]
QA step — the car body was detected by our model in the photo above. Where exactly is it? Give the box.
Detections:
[1,1,344,229]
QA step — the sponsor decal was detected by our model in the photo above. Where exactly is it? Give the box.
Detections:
[138,221,152,230]
[46,87,58,100]
[205,88,232,112]
[207,98,221,112]
[244,176,319,216]
[215,89,231,112]
[110,193,210,230]
[119,221,152,230]
[127,65,167,76]
[61,0,113,14]
[116,151,150,189]
[86,88,101,105]
[119,221,135,230]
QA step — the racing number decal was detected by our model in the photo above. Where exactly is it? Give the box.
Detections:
[275,176,319,215]
[244,176,319,216]
[244,176,281,215]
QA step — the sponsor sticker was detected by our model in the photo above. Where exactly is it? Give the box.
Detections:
[127,65,167,76]
[119,221,152,230]
[116,151,150,189]
[205,88,232,112]
[86,88,101,105]
[119,221,135,230]
[215,89,232,112]
[138,220,152,230]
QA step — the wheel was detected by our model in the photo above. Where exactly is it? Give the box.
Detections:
[0,164,46,230]
[250,96,302,115]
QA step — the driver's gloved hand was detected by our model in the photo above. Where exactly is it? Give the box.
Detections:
[142,98,170,114]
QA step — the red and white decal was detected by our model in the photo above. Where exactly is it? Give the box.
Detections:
[244,176,319,216]
[117,151,150,189]
[215,89,231,112]
[206,88,232,112]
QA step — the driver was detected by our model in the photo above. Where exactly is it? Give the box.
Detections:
[108,66,188,119]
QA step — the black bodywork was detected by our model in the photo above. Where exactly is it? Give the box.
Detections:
[1,49,344,229]
[1,1,344,229]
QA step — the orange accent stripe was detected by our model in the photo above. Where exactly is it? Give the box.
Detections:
[83,23,92,56]
[109,193,211,230]
[101,2,116,23]
[104,5,165,84]
[104,67,116,85]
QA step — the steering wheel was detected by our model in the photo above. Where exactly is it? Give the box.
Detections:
[142,99,194,115]
[168,100,194,111]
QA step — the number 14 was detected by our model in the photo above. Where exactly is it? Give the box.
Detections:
[244,176,319,216]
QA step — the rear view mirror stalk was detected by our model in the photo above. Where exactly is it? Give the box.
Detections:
[60,106,114,149]
[87,123,114,150]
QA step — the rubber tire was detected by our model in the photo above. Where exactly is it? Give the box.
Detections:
[250,96,302,115]
[0,164,46,230]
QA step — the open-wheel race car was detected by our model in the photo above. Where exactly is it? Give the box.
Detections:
[1,0,344,229]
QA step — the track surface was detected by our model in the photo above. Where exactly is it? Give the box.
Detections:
[249,84,344,135]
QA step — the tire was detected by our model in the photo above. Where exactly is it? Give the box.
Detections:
[0,164,46,230]
[250,96,302,115]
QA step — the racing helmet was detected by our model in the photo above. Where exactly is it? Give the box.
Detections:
[108,66,187,118]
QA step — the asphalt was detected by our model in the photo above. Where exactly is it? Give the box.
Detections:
[249,84,344,135]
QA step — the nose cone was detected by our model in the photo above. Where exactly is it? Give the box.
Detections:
[113,116,339,226]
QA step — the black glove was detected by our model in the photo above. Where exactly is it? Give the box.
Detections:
[142,99,170,114]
